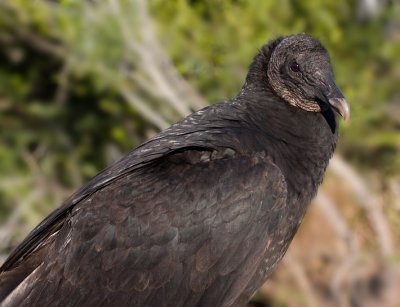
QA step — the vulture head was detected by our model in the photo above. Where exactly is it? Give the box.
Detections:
[267,34,350,121]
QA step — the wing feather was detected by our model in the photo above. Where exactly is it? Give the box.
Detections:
[1,148,287,307]
[0,104,245,276]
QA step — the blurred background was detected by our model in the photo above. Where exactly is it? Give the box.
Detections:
[0,0,399,306]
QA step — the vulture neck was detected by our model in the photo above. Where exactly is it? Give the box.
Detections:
[238,72,338,207]
[237,48,338,206]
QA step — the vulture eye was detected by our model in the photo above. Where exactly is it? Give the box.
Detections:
[289,61,301,73]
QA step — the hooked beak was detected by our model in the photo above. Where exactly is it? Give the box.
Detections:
[328,97,350,122]
[319,76,350,121]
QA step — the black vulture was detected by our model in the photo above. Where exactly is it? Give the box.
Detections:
[0,34,349,307]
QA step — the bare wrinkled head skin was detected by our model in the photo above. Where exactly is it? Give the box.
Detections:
[267,34,350,121]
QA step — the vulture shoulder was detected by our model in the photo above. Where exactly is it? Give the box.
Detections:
[1,148,287,307]
[0,102,240,276]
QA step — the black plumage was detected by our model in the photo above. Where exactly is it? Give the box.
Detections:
[0,34,349,307]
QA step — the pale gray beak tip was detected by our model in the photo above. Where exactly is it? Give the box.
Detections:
[329,97,350,122]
